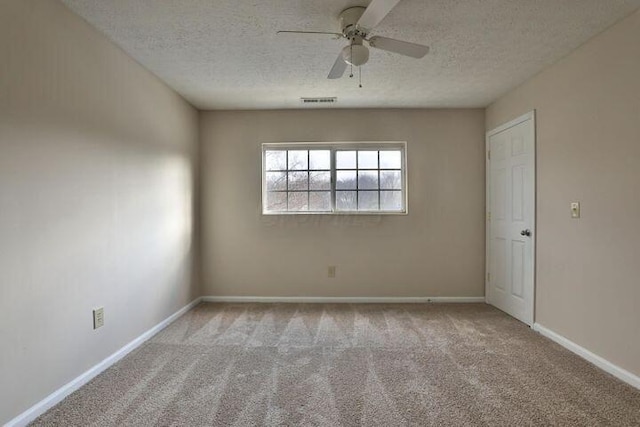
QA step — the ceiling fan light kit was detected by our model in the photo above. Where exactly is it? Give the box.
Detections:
[277,0,429,84]
[342,43,369,66]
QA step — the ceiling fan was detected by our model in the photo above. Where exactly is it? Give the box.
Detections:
[277,0,429,80]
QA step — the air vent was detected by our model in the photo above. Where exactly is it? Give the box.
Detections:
[300,97,337,105]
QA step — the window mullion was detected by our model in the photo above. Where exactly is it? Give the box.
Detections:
[356,150,359,211]
[307,150,310,211]
[377,150,381,210]
[331,149,337,212]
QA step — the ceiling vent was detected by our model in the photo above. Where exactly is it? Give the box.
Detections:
[300,97,337,105]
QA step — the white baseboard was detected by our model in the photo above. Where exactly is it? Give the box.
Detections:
[5,298,202,427]
[200,296,486,304]
[533,323,640,390]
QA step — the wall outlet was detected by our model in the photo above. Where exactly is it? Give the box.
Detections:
[328,266,336,278]
[93,307,104,329]
[571,202,581,219]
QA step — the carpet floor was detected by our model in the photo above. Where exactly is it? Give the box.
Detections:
[32,303,640,426]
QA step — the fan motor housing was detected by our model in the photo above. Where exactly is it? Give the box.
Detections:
[339,6,366,38]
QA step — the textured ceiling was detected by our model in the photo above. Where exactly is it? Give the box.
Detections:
[61,0,640,110]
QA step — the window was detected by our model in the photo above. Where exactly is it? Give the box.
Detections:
[262,142,407,214]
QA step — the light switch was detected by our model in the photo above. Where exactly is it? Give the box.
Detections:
[571,202,580,219]
[93,307,104,329]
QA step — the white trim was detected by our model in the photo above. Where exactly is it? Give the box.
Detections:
[533,323,640,390]
[5,298,202,427]
[200,296,486,304]
[485,124,491,306]
[486,111,535,137]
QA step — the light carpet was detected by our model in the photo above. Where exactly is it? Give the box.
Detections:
[32,303,640,426]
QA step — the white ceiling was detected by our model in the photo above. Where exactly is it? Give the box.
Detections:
[61,0,640,110]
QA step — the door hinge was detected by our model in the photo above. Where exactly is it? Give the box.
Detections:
[487,150,491,160]
[487,273,490,282]
[487,211,491,221]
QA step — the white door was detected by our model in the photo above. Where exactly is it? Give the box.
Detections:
[486,112,535,326]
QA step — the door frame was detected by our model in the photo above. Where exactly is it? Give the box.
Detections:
[485,110,537,326]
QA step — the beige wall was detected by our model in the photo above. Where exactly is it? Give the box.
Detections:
[0,1,199,423]
[487,10,640,376]
[5,0,636,423]
[200,109,486,298]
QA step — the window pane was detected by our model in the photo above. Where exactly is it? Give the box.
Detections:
[288,150,308,170]
[336,151,356,169]
[381,191,403,211]
[380,170,401,189]
[266,172,286,191]
[266,191,287,211]
[358,191,379,210]
[288,172,308,190]
[309,192,331,211]
[309,150,330,170]
[336,171,356,189]
[380,150,402,169]
[358,171,378,190]
[288,192,308,211]
[336,191,357,210]
[310,171,330,190]
[358,151,378,169]
[265,150,286,171]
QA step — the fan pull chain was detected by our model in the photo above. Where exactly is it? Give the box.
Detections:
[349,43,354,78]
[359,66,362,88]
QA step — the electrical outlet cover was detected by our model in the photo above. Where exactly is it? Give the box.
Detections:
[328,266,336,278]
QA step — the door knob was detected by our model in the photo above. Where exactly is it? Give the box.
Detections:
[520,229,532,237]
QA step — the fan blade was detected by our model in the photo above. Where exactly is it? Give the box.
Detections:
[357,0,402,31]
[328,54,347,79]
[277,30,343,37]
[368,36,429,58]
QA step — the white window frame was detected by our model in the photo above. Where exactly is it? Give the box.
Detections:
[261,141,408,215]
